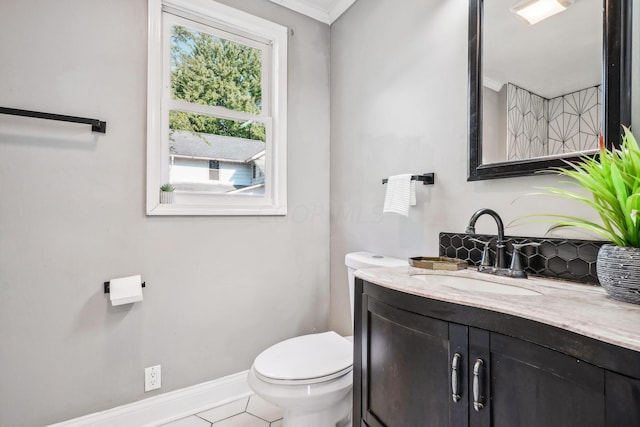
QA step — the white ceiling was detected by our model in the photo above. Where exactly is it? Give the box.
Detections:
[484,0,602,98]
[272,0,601,97]
[268,0,357,24]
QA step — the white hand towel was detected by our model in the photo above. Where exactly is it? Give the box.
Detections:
[383,174,416,217]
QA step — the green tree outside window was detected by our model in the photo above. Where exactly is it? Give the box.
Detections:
[170,26,265,141]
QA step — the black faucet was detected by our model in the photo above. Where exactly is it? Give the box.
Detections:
[465,208,508,268]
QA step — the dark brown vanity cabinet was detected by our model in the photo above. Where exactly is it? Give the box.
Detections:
[353,279,640,427]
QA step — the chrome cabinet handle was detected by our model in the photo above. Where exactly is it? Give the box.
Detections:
[451,353,462,402]
[473,358,485,411]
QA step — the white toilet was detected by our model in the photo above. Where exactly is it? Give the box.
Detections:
[247,252,407,427]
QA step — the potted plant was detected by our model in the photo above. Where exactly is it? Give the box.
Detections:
[536,127,640,304]
[159,183,175,204]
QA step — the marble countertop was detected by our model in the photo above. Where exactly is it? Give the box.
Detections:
[356,266,640,353]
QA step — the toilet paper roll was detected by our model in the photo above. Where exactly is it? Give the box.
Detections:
[109,275,144,306]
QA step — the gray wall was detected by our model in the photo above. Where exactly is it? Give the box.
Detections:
[482,85,507,164]
[329,0,606,335]
[0,1,330,426]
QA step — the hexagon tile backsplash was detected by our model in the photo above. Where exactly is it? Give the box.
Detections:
[439,232,607,285]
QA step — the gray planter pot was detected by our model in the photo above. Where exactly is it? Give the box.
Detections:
[597,244,640,304]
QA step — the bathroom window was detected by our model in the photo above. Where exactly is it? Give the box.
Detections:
[209,160,220,181]
[147,0,288,215]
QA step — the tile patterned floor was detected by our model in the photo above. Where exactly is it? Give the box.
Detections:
[161,394,283,427]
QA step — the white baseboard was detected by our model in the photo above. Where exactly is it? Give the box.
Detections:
[47,370,251,427]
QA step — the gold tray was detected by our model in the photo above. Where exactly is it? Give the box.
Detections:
[409,256,468,271]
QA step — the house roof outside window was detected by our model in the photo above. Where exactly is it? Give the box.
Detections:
[169,130,265,163]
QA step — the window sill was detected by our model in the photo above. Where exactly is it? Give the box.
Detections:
[146,202,287,216]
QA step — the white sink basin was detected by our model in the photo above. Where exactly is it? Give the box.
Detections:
[410,274,542,296]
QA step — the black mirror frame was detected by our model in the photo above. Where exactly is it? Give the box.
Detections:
[468,0,632,181]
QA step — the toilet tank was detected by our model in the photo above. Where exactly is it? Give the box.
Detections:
[344,252,407,328]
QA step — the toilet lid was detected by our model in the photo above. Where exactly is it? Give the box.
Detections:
[254,331,353,384]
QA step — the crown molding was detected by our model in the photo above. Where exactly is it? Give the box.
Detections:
[483,76,505,92]
[268,0,356,24]
[269,0,330,24]
[328,0,356,23]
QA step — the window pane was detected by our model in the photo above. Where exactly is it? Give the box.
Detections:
[171,25,263,114]
[169,111,266,195]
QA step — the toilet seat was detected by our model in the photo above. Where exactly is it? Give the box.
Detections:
[253,331,353,385]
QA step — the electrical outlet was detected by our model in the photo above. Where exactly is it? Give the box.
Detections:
[144,365,161,392]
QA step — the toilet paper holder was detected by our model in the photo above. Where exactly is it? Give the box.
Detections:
[104,281,146,293]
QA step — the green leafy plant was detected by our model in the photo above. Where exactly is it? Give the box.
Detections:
[533,127,640,247]
[160,183,175,192]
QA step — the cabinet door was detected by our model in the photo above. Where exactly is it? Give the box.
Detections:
[605,371,640,427]
[486,333,605,427]
[361,295,453,427]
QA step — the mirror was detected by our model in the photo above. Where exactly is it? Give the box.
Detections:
[468,0,632,181]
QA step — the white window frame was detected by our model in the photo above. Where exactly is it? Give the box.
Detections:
[146,0,288,216]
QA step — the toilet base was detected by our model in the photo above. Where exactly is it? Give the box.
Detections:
[281,390,351,427]
[248,366,352,427]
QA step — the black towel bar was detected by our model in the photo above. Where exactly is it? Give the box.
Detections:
[382,173,435,185]
[0,107,107,133]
